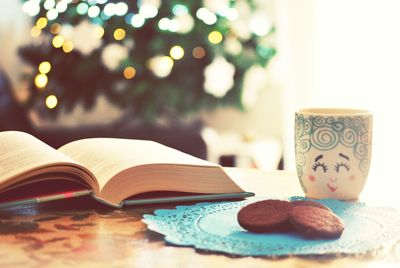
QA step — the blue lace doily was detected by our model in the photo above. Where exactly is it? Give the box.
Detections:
[143,197,400,256]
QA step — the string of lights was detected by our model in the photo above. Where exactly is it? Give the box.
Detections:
[20,0,275,120]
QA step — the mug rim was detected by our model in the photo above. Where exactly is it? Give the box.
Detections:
[297,108,371,116]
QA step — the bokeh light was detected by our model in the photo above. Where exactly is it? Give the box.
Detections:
[148,56,174,78]
[52,35,65,48]
[76,3,88,15]
[45,95,58,109]
[36,17,48,29]
[94,26,105,39]
[168,19,180,32]
[62,41,74,53]
[124,13,133,24]
[100,11,111,20]
[192,46,206,59]
[44,0,55,10]
[131,15,145,28]
[158,18,180,32]
[257,45,274,59]
[170,46,184,60]
[23,1,40,16]
[115,2,128,16]
[34,74,48,88]
[123,66,136,79]
[196,8,217,25]
[38,61,51,74]
[172,4,189,16]
[219,8,239,21]
[249,15,272,36]
[139,5,158,19]
[56,1,68,13]
[113,28,126,40]
[30,26,41,38]
[47,9,58,20]
[88,6,100,18]
[50,23,61,34]
[158,18,170,31]
[104,3,116,16]
[208,31,223,44]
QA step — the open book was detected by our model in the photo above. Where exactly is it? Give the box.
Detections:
[0,131,253,208]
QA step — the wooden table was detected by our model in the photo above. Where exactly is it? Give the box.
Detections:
[1,169,399,267]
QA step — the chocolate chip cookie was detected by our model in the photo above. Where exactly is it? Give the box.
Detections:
[289,205,344,239]
[237,199,293,233]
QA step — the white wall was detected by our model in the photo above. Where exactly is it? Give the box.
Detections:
[273,0,316,170]
[311,0,400,200]
[273,0,400,200]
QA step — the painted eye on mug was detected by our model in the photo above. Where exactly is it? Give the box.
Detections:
[335,162,350,173]
[312,162,328,173]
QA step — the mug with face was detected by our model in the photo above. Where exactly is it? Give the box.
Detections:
[295,108,372,200]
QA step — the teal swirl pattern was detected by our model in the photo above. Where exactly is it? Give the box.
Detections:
[311,127,339,150]
[295,113,372,182]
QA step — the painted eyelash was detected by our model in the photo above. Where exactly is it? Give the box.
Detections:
[312,162,328,172]
[335,162,350,172]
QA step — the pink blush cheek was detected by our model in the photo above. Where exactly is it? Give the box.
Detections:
[308,175,316,182]
[349,174,355,180]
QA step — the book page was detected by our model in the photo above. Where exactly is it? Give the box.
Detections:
[0,131,80,187]
[58,138,218,190]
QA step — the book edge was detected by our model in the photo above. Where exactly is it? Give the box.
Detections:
[100,164,244,204]
[121,191,255,206]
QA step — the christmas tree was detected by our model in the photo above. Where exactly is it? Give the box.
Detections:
[20,0,275,122]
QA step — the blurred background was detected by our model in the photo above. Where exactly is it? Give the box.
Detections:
[1,0,399,200]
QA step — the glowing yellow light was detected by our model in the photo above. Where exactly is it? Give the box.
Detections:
[34,74,48,88]
[50,23,61,34]
[192,46,206,59]
[30,26,41,38]
[159,57,174,72]
[113,28,126,40]
[38,61,51,74]
[62,40,74,53]
[45,95,58,109]
[94,26,104,39]
[169,45,184,60]
[208,31,223,44]
[123,66,136,79]
[147,56,174,78]
[36,17,48,29]
[52,35,64,48]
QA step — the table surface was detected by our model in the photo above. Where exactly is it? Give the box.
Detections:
[1,168,399,268]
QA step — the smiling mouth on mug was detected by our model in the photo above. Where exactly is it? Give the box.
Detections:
[327,183,338,192]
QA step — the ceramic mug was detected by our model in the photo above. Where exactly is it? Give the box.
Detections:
[294,108,372,200]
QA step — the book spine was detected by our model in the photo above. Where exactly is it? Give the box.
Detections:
[90,194,123,208]
[122,192,255,206]
[0,190,92,209]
